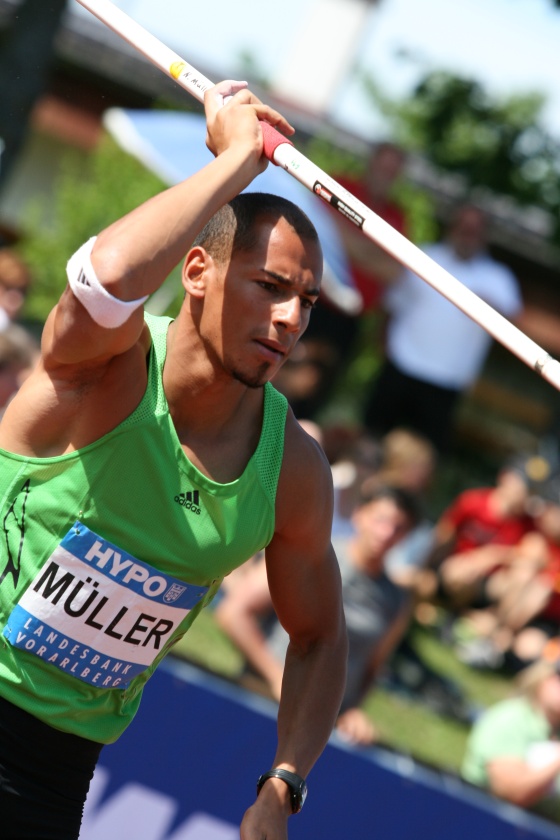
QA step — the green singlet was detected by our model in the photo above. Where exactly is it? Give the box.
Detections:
[0,313,288,744]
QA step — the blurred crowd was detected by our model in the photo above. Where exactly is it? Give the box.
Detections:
[0,247,39,418]
[3,138,560,822]
[215,417,560,816]
[213,140,560,821]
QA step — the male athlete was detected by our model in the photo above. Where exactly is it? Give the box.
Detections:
[0,81,347,840]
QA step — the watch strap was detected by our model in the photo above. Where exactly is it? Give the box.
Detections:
[256,768,308,814]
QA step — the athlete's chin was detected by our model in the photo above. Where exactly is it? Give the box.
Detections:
[231,363,272,389]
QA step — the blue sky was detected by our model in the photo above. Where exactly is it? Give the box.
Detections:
[75,0,560,141]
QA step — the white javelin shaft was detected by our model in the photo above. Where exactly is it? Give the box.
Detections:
[75,0,560,391]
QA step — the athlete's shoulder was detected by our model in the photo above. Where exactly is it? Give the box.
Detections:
[276,410,334,532]
[271,412,334,547]
[282,411,331,478]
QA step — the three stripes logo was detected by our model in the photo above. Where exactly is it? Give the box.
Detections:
[174,490,202,515]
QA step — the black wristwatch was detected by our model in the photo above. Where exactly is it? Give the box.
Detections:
[256,768,308,814]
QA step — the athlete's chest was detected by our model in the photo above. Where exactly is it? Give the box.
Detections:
[178,430,260,484]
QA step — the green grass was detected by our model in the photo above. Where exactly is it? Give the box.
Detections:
[171,610,560,824]
[363,688,470,772]
[172,609,245,680]
[171,611,512,775]
[362,623,513,774]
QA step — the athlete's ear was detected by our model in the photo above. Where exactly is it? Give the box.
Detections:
[182,247,212,298]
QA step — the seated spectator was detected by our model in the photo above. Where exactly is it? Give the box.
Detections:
[330,431,382,539]
[456,477,560,670]
[431,455,539,613]
[461,658,560,810]
[216,485,419,746]
[367,428,438,593]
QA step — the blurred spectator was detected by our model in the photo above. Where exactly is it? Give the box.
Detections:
[282,142,408,419]
[0,324,38,416]
[333,142,408,312]
[361,429,473,722]
[461,658,560,809]
[430,455,538,616]
[330,431,382,539]
[365,428,438,593]
[216,485,419,746]
[373,426,437,494]
[0,248,33,331]
[456,475,560,671]
[270,338,339,418]
[364,204,523,453]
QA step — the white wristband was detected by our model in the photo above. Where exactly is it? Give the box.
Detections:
[66,236,149,329]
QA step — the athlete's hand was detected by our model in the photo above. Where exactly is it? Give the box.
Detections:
[336,707,377,746]
[239,778,291,840]
[204,80,294,173]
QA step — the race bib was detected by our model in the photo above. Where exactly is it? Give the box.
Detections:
[3,522,209,690]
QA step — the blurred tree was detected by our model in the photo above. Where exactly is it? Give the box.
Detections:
[237,49,270,90]
[17,135,176,325]
[363,70,560,244]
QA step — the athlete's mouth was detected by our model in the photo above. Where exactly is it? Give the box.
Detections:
[254,339,288,358]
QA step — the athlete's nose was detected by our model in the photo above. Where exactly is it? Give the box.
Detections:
[274,296,302,333]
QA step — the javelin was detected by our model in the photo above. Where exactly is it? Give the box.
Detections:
[75,0,560,391]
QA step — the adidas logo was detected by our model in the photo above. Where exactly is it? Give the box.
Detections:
[174,490,201,515]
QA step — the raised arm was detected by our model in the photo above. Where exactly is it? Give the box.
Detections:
[488,753,560,808]
[42,82,294,369]
[240,414,347,838]
[0,83,295,456]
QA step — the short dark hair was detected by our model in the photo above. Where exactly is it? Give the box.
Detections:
[192,192,320,265]
[359,483,421,527]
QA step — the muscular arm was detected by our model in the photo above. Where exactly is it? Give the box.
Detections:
[215,557,284,700]
[488,754,560,808]
[42,84,293,370]
[0,85,294,456]
[241,414,347,837]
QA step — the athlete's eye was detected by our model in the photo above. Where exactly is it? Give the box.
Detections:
[257,281,279,293]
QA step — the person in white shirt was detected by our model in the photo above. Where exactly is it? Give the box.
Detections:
[364,204,523,453]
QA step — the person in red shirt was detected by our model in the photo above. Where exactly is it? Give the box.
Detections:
[454,483,560,670]
[334,142,408,312]
[432,456,538,611]
[293,143,407,417]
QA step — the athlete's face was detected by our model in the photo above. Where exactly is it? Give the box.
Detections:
[193,218,323,388]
